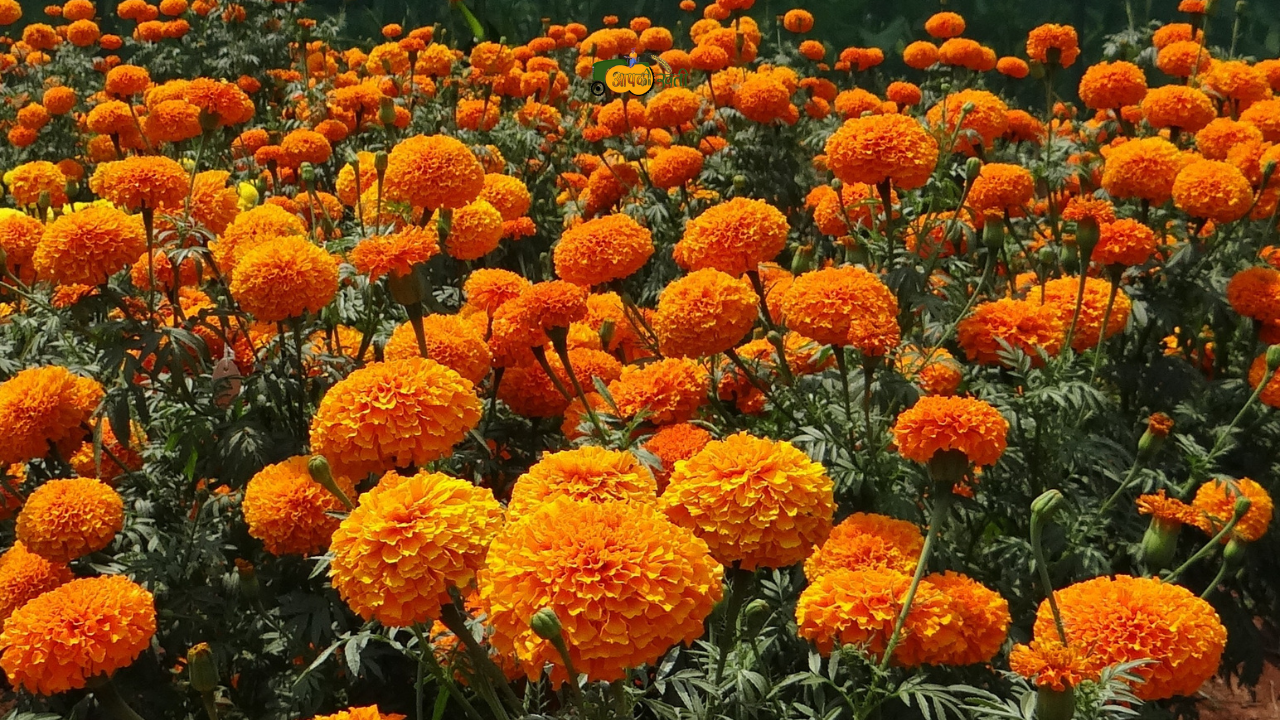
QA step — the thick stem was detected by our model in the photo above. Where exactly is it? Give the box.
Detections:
[1061,270,1089,354]
[1030,507,1068,645]
[1164,511,1243,584]
[92,677,147,720]
[713,565,752,686]
[1087,273,1122,386]
[438,602,523,714]
[411,624,484,720]
[879,491,953,671]
[551,337,608,441]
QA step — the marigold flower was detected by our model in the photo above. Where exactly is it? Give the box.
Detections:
[1228,267,1280,323]
[1009,638,1096,691]
[0,543,71,625]
[482,498,722,683]
[33,205,147,286]
[825,113,938,190]
[782,8,813,33]
[229,236,338,323]
[211,203,307,270]
[9,160,67,206]
[1100,136,1184,204]
[1141,85,1216,133]
[91,156,189,211]
[832,88,881,119]
[1248,352,1280,407]
[810,183,892,234]
[1138,489,1202,532]
[104,64,150,97]
[553,213,654,287]
[660,432,833,569]
[924,12,965,39]
[902,41,939,70]
[1195,117,1263,161]
[1204,60,1270,104]
[1079,61,1147,109]
[1156,40,1212,78]
[1095,218,1157,266]
[477,173,531,222]
[0,365,103,467]
[310,707,404,720]
[608,357,708,424]
[243,456,355,556]
[958,298,1064,366]
[643,423,712,484]
[926,89,1009,154]
[897,345,963,396]
[646,87,702,128]
[0,211,44,282]
[1041,276,1132,352]
[0,575,155,694]
[673,197,789,277]
[385,134,485,211]
[17,478,122,563]
[1192,478,1273,543]
[1039,575,1225,700]
[996,56,1029,78]
[384,314,491,385]
[524,280,588,330]
[463,268,530,314]
[892,395,1009,468]
[68,422,142,484]
[507,446,656,518]
[804,512,923,581]
[1172,160,1254,224]
[438,199,501,260]
[885,81,922,107]
[925,571,1010,665]
[968,163,1035,213]
[184,77,253,126]
[650,145,705,189]
[311,358,482,478]
[937,38,985,71]
[780,266,900,355]
[653,269,757,358]
[1026,24,1079,67]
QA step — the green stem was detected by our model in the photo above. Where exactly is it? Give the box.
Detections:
[1030,505,1068,645]
[879,491,953,671]
[1061,270,1089,354]
[1200,561,1231,600]
[92,678,147,720]
[713,565,751,686]
[1087,273,1122,386]
[200,692,219,720]
[1096,459,1143,519]
[551,338,608,442]
[411,625,485,720]
[1181,364,1275,497]
[1164,512,1243,584]
[438,602,522,715]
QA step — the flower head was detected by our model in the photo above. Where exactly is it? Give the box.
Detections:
[924,572,1010,665]
[442,199,503,260]
[1101,136,1185,204]
[0,211,44,283]
[554,213,654,286]
[9,161,67,206]
[1026,24,1079,66]
[384,313,491,385]
[1078,61,1147,109]
[780,266,900,355]
[229,236,339,323]
[804,512,923,581]
[825,114,938,189]
[507,446,656,518]
[1009,638,1096,691]
[16,478,122,563]
[897,345,963,396]
[891,396,1009,468]
[643,423,712,484]
[0,543,72,625]
[1228,266,1280,323]
[926,90,1008,154]
[33,205,146,286]
[90,156,188,210]
[673,197,789,277]
[385,134,485,211]
[1040,276,1132,352]
[0,366,103,466]
[1172,160,1254,224]
[968,163,1035,214]
[653,269,758,358]
[957,298,1064,366]
[351,225,440,281]
[1095,218,1157,266]
[243,456,356,556]
[1191,478,1273,543]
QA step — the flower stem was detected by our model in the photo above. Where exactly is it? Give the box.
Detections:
[92,677,147,720]
[879,491,953,672]
[1180,363,1275,497]
[713,564,752,686]
[1164,510,1245,584]
[1030,501,1068,645]
[411,624,484,720]
[438,601,522,715]
[1086,271,1122,386]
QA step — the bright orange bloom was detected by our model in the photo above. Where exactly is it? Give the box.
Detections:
[1095,218,1157,267]
[1191,478,1273,543]
[1227,266,1280,323]
[643,423,712,483]
[608,357,708,424]
[384,314,491,385]
[891,395,1009,467]
[926,89,1009,154]
[968,163,1035,213]
[1026,24,1079,67]
[507,446,656,518]
[804,512,923,580]
[1040,276,1132,352]
[825,113,938,189]
[0,366,103,466]
[0,542,72,625]
[16,478,121,563]
[90,156,188,210]
[653,268,757,358]
[1172,160,1254,224]
[897,345,963,396]
[229,236,338,322]
[9,160,67,206]
[554,213,654,286]
[1078,60,1147,109]
[924,12,965,39]
[958,298,1064,366]
[1101,136,1185,204]
[243,456,356,556]
[1009,638,1096,691]
[673,197,789,276]
[385,134,485,211]
[780,266,900,355]
[463,268,530,315]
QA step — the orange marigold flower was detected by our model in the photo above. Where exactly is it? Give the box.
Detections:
[1137,489,1201,530]
[1026,24,1079,67]
[42,86,77,115]
[90,156,189,211]
[891,395,1009,468]
[653,269,757,358]
[643,423,712,483]
[441,199,503,260]
[482,498,721,684]
[384,314,492,385]
[673,197,789,276]
[929,89,1009,154]
[897,345,963,396]
[16,478,122,562]
[67,422,143,484]
[104,63,149,97]
[1156,40,1212,78]
[1227,266,1280,323]
[1249,352,1280,407]
[1009,638,1096,691]
[33,205,145,287]
[210,203,307,270]
[804,512,922,581]
[523,280,588,330]
[1204,60,1270,104]
[280,128,332,167]
[385,134,484,211]
[832,88,881,119]
[650,145,705,190]
[554,213,654,287]
[463,268,530,314]
[1079,61,1147,110]
[885,81,922,107]
[310,707,405,720]
[608,357,708,424]
[243,456,355,556]
[646,87,702,128]
[1101,136,1185,204]
[1039,575,1225,700]
[958,298,1064,366]
[507,446,656,518]
[810,183,893,234]
[1192,478,1273,543]
[660,432,833,569]
[825,113,938,189]
[968,163,1035,213]
[1196,117,1263,160]
[925,571,1010,665]
[782,8,813,33]
[229,236,338,323]
[780,266,900,355]
[924,12,965,39]
[1040,276,1132,352]
[310,358,482,478]
[186,169,239,235]
[1240,98,1280,143]
[1172,160,1254,223]
[1141,84,1216,133]
[0,575,155,694]
[0,542,71,625]
[478,174,531,222]
[184,77,253,126]
[937,38,985,71]
[1153,23,1202,49]
[0,211,44,283]
[9,160,67,206]
[352,226,439,281]
[996,56,1029,78]
[1061,195,1117,227]
[1095,218,1157,266]
[902,40,939,70]
[330,470,503,626]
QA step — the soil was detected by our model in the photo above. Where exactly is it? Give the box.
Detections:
[1198,661,1280,720]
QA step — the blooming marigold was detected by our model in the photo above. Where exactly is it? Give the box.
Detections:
[958,298,1064,366]
[229,236,338,323]
[478,173,531,222]
[804,512,923,581]
[351,225,439,281]
[17,478,122,563]
[385,134,484,211]
[653,269,758,358]
[1248,352,1280,407]
[463,268,530,314]
[1009,638,1096,691]
[938,38,986,71]
[1204,60,1270,104]
[1141,84,1216,132]
[0,543,71,625]
[90,156,188,211]
[926,89,1009,154]
[781,266,900,355]
[243,456,356,556]
[1039,575,1225,700]
[481,498,722,684]
[310,707,405,720]
[384,314,491,385]
[608,357,708,425]
[782,8,813,33]
[1095,218,1157,267]
[897,345,963,396]
[310,358,482,479]
[32,205,145,286]
[892,395,1009,468]
[330,470,503,627]
[0,575,155,695]
[1172,160,1254,224]
[1040,276,1132,352]
[507,446,656,518]
[924,12,965,39]
[0,366,103,466]
[442,199,503,260]
[968,163,1035,214]
[553,213,654,286]
[649,145,705,190]
[643,423,712,484]
[1101,136,1184,204]
[825,113,938,190]
[1240,98,1280,142]
[1026,24,1079,67]
[9,161,67,206]
[673,197,789,277]
[925,571,1010,665]
[186,170,239,235]
[1079,61,1147,109]
[902,41,939,70]
[1196,117,1264,161]
[659,432,833,569]
[1227,266,1280,323]
[1192,478,1273,543]
[104,64,150,97]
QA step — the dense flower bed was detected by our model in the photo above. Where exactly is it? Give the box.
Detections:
[0,0,1276,718]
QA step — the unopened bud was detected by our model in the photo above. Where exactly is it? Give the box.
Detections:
[1141,516,1181,572]
[299,162,316,188]
[965,157,982,183]
[732,174,747,190]
[1223,537,1247,569]
[1036,685,1076,720]
[742,599,771,637]
[790,244,815,274]
[1075,217,1100,260]
[187,643,219,693]
[1233,495,1252,519]
[379,96,397,126]
[982,219,1004,251]
[598,319,616,350]
[1031,490,1064,523]
[235,559,259,600]
[198,107,220,133]
[530,607,564,641]
[1266,344,1280,371]
[374,150,389,175]
[308,455,354,509]
[1038,246,1057,268]
[1261,160,1277,190]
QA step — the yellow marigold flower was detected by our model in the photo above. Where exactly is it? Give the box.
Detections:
[795,567,960,665]
[9,160,67,206]
[16,478,122,563]
[351,225,439,280]
[780,266,900,355]
[1039,276,1132,352]
[1009,638,1096,691]
[1038,575,1225,700]
[310,358,482,479]
[229,236,338,322]
[1192,478,1273,543]
[1095,218,1157,267]
[507,446,656,518]
[1078,60,1147,110]
[1227,266,1280,323]
[804,512,923,581]
[32,205,145,286]
[0,366,103,466]
[441,199,503,260]
[891,395,1009,468]
[926,89,1008,155]
[924,571,1010,665]
[673,197,789,277]
[330,470,503,627]
[481,498,722,684]
[1101,136,1185,204]
[968,163,1035,214]
[1172,160,1254,224]
[385,134,485,211]
[0,542,72,625]
[89,156,188,211]
[243,456,355,556]
[653,268,757,358]
[554,213,654,287]
[660,432,833,569]
[608,357,708,424]
[384,314,491,385]
[186,170,240,235]
[1026,24,1079,66]
[478,173,531,221]
[958,298,1064,366]
[897,345,963,396]
[463,267,530,315]
[825,113,938,190]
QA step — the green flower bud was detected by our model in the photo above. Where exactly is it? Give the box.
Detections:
[1266,344,1280,371]
[374,150,389,175]
[530,607,564,641]
[1036,685,1076,720]
[188,643,219,694]
[1223,537,1247,569]
[1233,495,1252,520]
[1031,490,1065,523]
[732,174,747,190]
[299,162,316,188]
[1141,516,1181,572]
[742,598,771,637]
[983,219,1005,251]
[388,270,426,307]
[598,319,616,350]
[790,244,815,275]
[308,455,354,509]
[1074,217,1100,261]
[235,559,259,601]
[379,96,397,126]
[965,157,983,183]
[1038,246,1057,268]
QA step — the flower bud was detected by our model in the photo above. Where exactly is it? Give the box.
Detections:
[732,174,747,190]
[790,243,815,274]
[379,96,397,126]
[198,107,220,133]
[1074,217,1099,261]
[308,455,354,509]
[299,162,316,189]
[1261,159,1277,190]
[1031,490,1064,524]
[961,101,976,115]
[1223,536,1247,569]
[1266,344,1280,371]
[530,607,564,641]
[188,643,219,694]
[388,270,426,307]
[742,598,771,637]
[982,219,1004,251]
[1037,246,1057,268]
[374,150,388,175]
[235,559,259,600]
[1141,516,1181,572]
[1233,495,1252,520]
[965,157,982,183]
[1036,685,1076,720]
[598,319,616,350]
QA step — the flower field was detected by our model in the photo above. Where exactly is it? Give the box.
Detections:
[0,0,1278,718]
